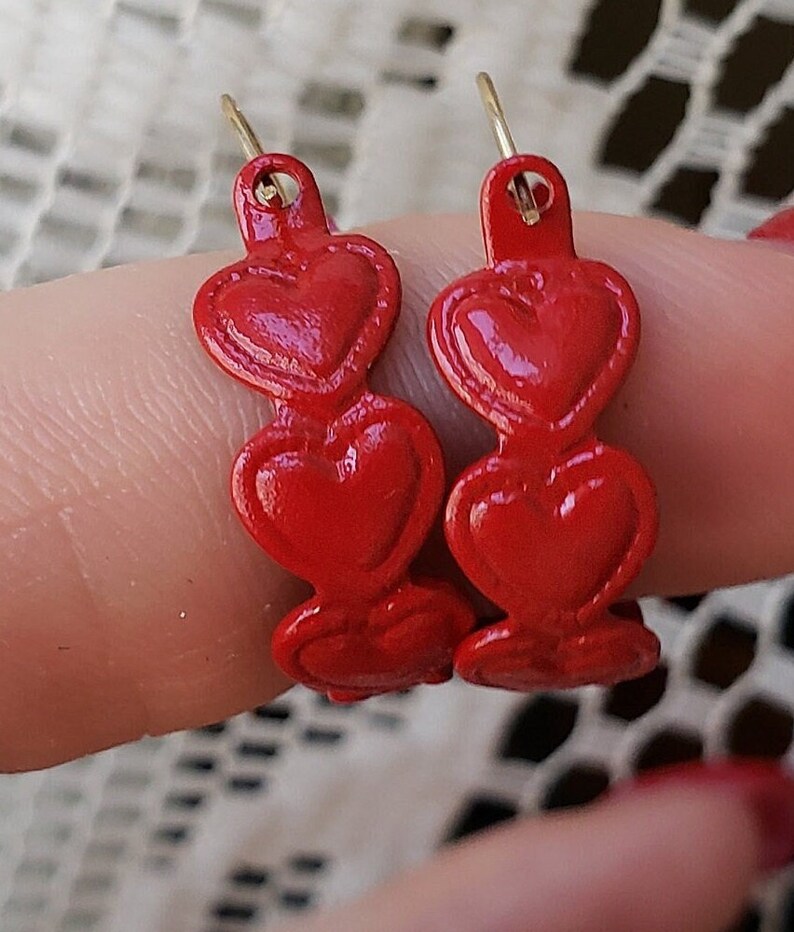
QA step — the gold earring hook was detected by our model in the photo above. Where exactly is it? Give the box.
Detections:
[220,93,286,204]
[476,73,541,226]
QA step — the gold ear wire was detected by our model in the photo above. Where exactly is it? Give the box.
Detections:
[220,93,286,204]
[476,73,540,226]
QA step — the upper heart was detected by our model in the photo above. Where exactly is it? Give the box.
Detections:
[451,271,624,424]
[194,241,398,403]
[219,251,378,379]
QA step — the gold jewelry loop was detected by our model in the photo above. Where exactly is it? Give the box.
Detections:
[220,93,286,204]
[476,73,541,226]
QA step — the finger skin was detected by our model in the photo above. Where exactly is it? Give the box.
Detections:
[1,213,794,769]
[282,784,759,932]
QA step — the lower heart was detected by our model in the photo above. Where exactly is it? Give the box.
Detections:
[453,603,659,691]
[464,462,639,612]
[271,578,476,697]
[253,421,422,574]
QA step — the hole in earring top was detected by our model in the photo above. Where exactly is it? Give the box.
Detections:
[253,171,299,207]
[507,172,552,217]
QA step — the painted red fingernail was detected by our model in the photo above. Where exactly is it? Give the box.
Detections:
[615,758,794,872]
[748,206,794,243]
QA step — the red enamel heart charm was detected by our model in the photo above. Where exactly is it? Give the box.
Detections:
[428,153,660,691]
[446,442,657,626]
[194,152,475,700]
[273,578,475,701]
[436,260,637,439]
[233,395,444,599]
[209,249,380,373]
[194,156,399,412]
[454,602,660,691]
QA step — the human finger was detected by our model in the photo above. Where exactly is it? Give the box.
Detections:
[283,759,794,932]
[2,212,794,769]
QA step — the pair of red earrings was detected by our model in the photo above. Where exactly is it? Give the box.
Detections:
[193,77,660,701]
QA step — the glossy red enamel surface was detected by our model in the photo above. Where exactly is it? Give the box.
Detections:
[428,154,660,691]
[194,154,474,700]
[194,156,399,410]
[232,395,443,602]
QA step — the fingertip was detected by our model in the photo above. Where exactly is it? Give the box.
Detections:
[286,759,765,932]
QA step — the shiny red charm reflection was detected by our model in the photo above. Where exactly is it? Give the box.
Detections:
[428,155,660,690]
[194,154,473,701]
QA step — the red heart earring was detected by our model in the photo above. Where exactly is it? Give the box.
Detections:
[194,97,474,702]
[428,74,660,691]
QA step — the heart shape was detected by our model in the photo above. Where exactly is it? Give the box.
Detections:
[452,273,622,423]
[429,260,639,439]
[257,423,419,571]
[454,603,660,691]
[448,444,655,619]
[194,236,399,405]
[233,398,443,597]
[219,251,378,379]
[271,579,475,699]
